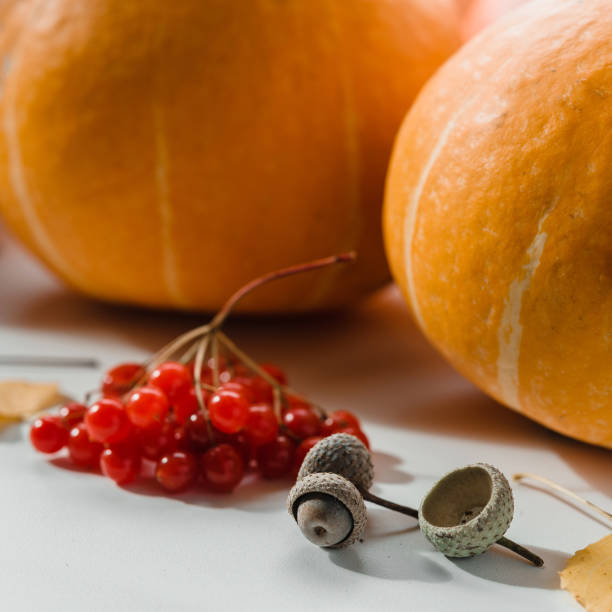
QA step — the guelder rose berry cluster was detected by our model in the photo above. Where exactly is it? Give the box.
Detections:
[28,253,368,494]
[29,359,368,492]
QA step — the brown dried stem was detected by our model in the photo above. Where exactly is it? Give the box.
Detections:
[208,251,356,331]
[193,334,213,440]
[496,537,544,567]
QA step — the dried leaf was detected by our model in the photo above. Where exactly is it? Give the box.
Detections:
[561,534,612,611]
[0,415,19,429]
[0,380,62,418]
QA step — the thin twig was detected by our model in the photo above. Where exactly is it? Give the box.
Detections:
[179,342,199,365]
[357,486,419,519]
[211,335,220,388]
[193,335,213,440]
[497,536,544,567]
[513,472,612,523]
[208,252,356,330]
[217,332,283,394]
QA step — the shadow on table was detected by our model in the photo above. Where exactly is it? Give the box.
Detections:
[329,522,566,589]
[450,544,569,590]
[0,421,22,442]
[324,507,445,582]
[120,471,289,513]
[371,450,413,484]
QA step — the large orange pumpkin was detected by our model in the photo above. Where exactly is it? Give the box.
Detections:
[0,0,459,312]
[460,0,529,41]
[384,0,612,448]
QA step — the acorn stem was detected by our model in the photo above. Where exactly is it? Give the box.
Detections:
[513,472,612,523]
[497,536,544,567]
[358,487,419,519]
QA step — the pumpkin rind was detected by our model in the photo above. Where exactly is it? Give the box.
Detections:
[384,0,612,448]
[0,0,459,312]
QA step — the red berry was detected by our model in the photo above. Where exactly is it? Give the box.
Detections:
[138,421,178,460]
[85,398,131,444]
[213,430,252,465]
[156,451,198,492]
[286,395,311,411]
[249,376,274,403]
[219,380,255,403]
[257,435,295,479]
[100,446,141,485]
[337,427,370,449]
[244,403,278,446]
[321,410,361,436]
[185,412,211,451]
[67,423,103,468]
[293,436,324,473]
[101,363,144,396]
[59,402,87,429]
[171,426,190,453]
[232,376,273,404]
[126,386,169,429]
[283,406,321,438]
[173,385,204,425]
[149,361,192,401]
[30,415,68,454]
[201,444,244,493]
[259,363,287,386]
[208,388,249,434]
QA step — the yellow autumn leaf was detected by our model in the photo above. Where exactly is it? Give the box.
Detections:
[561,533,612,612]
[0,380,62,419]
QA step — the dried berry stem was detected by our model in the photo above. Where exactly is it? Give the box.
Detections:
[209,252,356,331]
[193,335,213,440]
[497,536,544,567]
[211,335,220,387]
[357,486,419,519]
[122,252,354,421]
[217,332,282,392]
[513,472,612,523]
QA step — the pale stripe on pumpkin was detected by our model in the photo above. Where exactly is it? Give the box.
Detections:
[403,95,477,331]
[496,207,552,408]
[153,100,188,307]
[3,40,72,281]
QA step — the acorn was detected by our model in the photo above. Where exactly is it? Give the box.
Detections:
[297,433,374,490]
[418,463,543,566]
[287,472,367,548]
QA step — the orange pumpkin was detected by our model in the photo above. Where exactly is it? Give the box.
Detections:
[384,0,612,448]
[0,0,459,312]
[461,0,529,41]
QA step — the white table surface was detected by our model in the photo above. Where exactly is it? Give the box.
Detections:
[0,230,609,612]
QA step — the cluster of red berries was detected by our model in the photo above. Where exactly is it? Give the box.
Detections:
[29,359,368,493]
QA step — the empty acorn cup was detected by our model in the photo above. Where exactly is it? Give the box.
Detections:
[418,463,543,567]
[288,472,367,548]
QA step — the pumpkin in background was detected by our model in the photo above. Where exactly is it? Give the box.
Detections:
[461,0,529,41]
[384,0,612,448]
[0,0,459,313]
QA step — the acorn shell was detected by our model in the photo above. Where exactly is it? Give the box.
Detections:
[418,463,514,558]
[297,433,374,490]
[288,472,367,548]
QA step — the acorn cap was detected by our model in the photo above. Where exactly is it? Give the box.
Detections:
[297,433,374,490]
[418,463,514,558]
[287,472,367,548]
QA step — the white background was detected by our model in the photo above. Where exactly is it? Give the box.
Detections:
[0,231,609,612]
